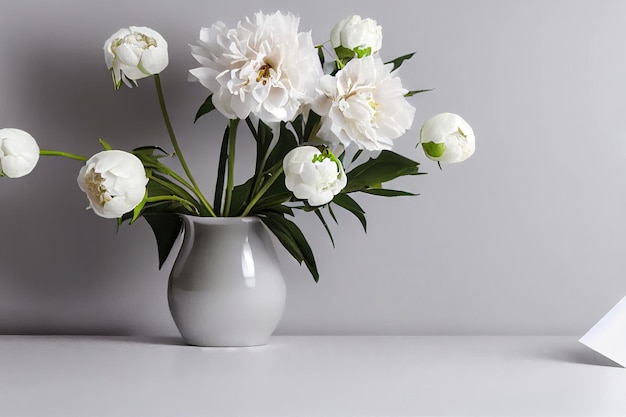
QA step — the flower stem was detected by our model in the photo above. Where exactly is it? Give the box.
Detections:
[222,118,240,217]
[39,150,88,161]
[241,163,284,217]
[153,74,215,217]
[145,195,199,214]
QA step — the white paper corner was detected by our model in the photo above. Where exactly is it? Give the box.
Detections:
[579,295,626,367]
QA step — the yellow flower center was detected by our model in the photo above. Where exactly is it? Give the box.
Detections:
[84,168,111,207]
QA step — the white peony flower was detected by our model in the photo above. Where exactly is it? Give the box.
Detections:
[189,11,323,123]
[312,55,415,151]
[330,15,382,59]
[0,128,40,178]
[420,113,475,163]
[283,146,347,206]
[77,150,148,219]
[104,26,169,88]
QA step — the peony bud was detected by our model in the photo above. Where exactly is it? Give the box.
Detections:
[104,26,168,88]
[330,15,382,60]
[283,146,347,206]
[420,113,475,163]
[77,150,148,219]
[0,128,40,178]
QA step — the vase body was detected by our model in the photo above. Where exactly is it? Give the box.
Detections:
[168,215,286,347]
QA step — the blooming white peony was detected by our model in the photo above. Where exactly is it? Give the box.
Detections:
[283,146,347,206]
[330,15,382,58]
[77,150,149,219]
[104,26,169,88]
[189,11,323,123]
[0,128,40,178]
[420,113,475,163]
[312,55,415,151]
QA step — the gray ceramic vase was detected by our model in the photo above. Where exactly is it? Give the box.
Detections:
[168,215,286,347]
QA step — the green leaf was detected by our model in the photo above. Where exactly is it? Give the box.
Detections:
[99,138,113,150]
[260,213,319,282]
[405,88,434,97]
[332,193,367,232]
[130,190,148,224]
[252,120,275,185]
[343,150,421,193]
[265,122,297,169]
[143,213,183,269]
[291,114,304,142]
[327,204,338,224]
[229,177,254,217]
[361,189,417,197]
[385,52,415,72]
[148,173,199,206]
[303,111,321,144]
[335,45,355,62]
[132,148,173,173]
[316,44,325,66]
[350,149,364,164]
[213,124,230,215]
[314,208,335,248]
[194,95,215,122]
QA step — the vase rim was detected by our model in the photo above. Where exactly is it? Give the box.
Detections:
[179,214,261,225]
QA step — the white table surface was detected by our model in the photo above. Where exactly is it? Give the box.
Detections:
[0,335,624,417]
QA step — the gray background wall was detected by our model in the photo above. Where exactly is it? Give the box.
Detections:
[1,0,624,336]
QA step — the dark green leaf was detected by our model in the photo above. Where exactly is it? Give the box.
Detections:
[327,204,338,224]
[260,213,319,282]
[133,146,170,157]
[343,150,421,193]
[265,123,297,169]
[303,112,321,144]
[361,189,417,197]
[385,52,415,72]
[229,178,254,217]
[332,193,367,232]
[290,114,304,142]
[257,205,294,216]
[194,95,215,122]
[252,190,292,213]
[213,125,230,215]
[405,88,433,97]
[143,213,183,269]
[245,117,259,141]
[314,209,335,248]
[148,173,200,208]
[316,44,325,66]
[350,149,364,164]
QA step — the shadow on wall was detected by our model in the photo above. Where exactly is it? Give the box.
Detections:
[0,39,184,335]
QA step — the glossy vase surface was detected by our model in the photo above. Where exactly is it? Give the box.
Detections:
[168,215,286,347]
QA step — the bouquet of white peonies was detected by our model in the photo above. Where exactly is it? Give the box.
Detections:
[0,11,475,281]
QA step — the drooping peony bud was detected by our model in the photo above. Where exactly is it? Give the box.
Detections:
[420,113,475,163]
[77,150,148,218]
[330,15,382,60]
[283,146,347,206]
[0,128,40,178]
[104,26,169,88]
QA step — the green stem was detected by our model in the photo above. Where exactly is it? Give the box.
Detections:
[222,118,240,217]
[241,164,284,217]
[145,195,199,214]
[148,174,207,215]
[153,74,216,217]
[40,150,88,161]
